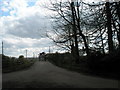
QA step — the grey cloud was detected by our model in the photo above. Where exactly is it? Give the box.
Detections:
[6,13,51,39]
[3,37,52,50]
[33,38,52,48]
[3,39,30,49]
[3,38,53,57]
[3,40,14,49]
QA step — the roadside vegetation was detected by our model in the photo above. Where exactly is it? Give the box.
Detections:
[47,49,119,80]
[2,55,36,73]
[46,1,120,80]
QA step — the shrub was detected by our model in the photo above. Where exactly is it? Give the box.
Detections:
[99,49,120,72]
[2,55,11,68]
[87,49,120,73]
[19,55,24,59]
[47,52,74,67]
[87,51,105,70]
[3,55,35,73]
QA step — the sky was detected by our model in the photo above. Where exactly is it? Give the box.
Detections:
[0,0,117,58]
[0,0,59,57]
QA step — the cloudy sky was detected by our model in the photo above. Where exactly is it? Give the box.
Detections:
[0,0,58,57]
[0,0,112,58]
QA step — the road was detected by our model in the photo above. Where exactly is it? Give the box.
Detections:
[3,61,119,88]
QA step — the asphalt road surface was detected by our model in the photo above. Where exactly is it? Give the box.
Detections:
[3,61,119,88]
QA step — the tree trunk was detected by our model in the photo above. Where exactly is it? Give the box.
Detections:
[116,2,120,48]
[76,3,89,57]
[106,2,114,53]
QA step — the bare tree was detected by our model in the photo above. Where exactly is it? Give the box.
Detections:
[46,0,120,63]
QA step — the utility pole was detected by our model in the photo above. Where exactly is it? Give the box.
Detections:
[71,1,80,64]
[49,46,51,53]
[33,52,35,58]
[2,41,3,55]
[26,49,27,59]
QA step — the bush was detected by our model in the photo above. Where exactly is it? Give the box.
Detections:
[87,49,120,73]
[99,49,120,73]
[47,52,74,67]
[87,51,105,70]
[3,55,35,73]
[19,55,24,59]
[2,55,11,68]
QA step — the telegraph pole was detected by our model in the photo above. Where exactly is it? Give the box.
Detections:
[2,41,3,55]
[71,1,80,64]
[26,49,27,59]
[33,52,35,58]
[49,46,51,53]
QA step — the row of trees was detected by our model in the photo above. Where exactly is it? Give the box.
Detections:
[47,0,120,64]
